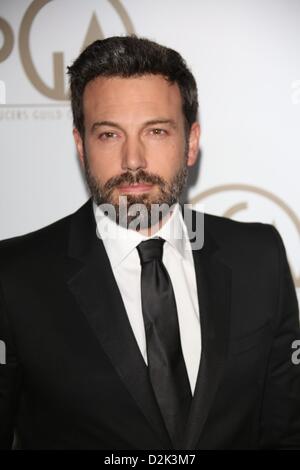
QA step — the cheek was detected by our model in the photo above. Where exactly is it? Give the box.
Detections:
[150,143,185,175]
[85,142,120,179]
[146,139,185,164]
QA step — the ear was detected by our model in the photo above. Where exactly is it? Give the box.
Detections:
[73,128,85,169]
[187,122,200,167]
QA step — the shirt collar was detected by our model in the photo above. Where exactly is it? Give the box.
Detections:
[93,201,190,269]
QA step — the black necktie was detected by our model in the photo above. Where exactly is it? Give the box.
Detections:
[137,237,192,447]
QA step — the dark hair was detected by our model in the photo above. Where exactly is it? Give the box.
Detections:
[67,35,198,138]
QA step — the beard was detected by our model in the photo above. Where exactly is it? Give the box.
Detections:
[83,153,188,230]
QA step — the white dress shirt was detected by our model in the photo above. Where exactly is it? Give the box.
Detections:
[93,201,201,395]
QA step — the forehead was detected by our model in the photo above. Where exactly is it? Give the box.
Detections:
[82,74,183,121]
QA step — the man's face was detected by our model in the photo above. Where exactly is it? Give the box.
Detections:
[73,74,200,229]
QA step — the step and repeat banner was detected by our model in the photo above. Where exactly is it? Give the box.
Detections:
[0,0,299,304]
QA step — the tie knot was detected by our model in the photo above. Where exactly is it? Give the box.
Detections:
[137,238,165,264]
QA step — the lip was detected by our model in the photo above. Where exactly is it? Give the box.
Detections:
[118,183,154,193]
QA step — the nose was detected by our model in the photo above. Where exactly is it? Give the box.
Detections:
[121,135,147,172]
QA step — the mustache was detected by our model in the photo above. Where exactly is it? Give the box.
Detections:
[103,170,167,193]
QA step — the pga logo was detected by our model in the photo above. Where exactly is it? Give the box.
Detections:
[0,80,5,104]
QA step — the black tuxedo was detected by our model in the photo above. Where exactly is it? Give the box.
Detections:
[0,197,299,449]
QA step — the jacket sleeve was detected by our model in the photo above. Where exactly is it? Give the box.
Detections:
[259,225,300,449]
[0,279,23,449]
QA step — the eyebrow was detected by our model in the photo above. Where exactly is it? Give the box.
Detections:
[91,119,177,133]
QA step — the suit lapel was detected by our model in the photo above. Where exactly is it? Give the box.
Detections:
[65,198,172,448]
[182,209,232,449]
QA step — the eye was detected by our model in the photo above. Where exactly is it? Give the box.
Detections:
[149,128,168,136]
[98,131,118,140]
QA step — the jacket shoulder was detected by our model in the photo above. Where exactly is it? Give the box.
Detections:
[202,210,278,244]
[193,210,284,259]
[0,200,90,270]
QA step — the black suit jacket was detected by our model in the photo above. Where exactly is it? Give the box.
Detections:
[0,198,299,450]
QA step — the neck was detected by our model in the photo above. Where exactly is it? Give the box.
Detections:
[133,207,175,237]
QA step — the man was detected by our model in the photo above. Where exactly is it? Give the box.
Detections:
[0,35,299,450]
